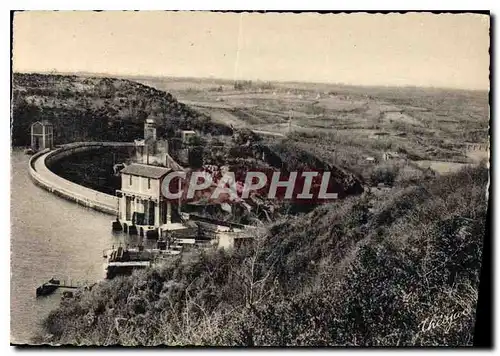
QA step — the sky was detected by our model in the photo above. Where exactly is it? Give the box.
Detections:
[13,11,490,90]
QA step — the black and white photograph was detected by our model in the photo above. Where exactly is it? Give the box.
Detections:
[9,10,491,346]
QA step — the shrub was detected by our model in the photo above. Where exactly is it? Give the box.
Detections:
[370,164,400,186]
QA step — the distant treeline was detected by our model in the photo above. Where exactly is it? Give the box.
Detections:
[234,80,274,90]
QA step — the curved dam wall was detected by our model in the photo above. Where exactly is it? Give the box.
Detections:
[28,142,135,216]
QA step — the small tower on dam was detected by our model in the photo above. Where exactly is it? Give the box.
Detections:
[144,117,157,142]
[134,117,168,166]
[30,120,54,151]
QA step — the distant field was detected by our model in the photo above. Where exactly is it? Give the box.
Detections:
[466,149,490,163]
[178,99,236,109]
[196,107,248,128]
[134,78,234,93]
[414,160,472,174]
[128,75,489,180]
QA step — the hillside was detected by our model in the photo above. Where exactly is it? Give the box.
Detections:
[40,164,488,346]
[11,73,232,147]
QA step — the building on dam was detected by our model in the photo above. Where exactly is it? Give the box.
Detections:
[113,117,251,248]
[30,120,54,151]
[114,117,186,238]
[134,117,169,166]
[116,163,179,238]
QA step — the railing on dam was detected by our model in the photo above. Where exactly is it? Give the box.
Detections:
[28,142,136,215]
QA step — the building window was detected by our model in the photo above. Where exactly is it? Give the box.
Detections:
[129,175,132,186]
[148,178,151,190]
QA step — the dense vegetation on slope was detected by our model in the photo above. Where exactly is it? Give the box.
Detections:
[41,165,488,346]
[11,73,231,147]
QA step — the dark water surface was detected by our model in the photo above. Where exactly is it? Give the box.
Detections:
[10,149,139,344]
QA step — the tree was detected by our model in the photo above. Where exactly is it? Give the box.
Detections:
[11,96,41,146]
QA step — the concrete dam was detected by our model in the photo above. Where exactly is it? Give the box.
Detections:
[28,142,136,215]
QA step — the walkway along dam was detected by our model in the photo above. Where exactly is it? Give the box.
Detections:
[28,142,136,215]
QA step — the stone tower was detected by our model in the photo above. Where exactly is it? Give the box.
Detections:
[134,117,168,166]
[30,120,54,151]
[144,118,157,142]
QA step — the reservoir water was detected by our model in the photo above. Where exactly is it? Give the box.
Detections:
[10,149,141,344]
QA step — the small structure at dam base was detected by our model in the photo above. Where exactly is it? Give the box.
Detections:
[30,120,54,151]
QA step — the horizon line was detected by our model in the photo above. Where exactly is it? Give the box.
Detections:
[12,69,489,93]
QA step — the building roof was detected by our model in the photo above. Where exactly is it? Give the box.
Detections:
[31,120,52,127]
[120,163,171,179]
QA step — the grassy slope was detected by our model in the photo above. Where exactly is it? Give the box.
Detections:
[41,164,488,346]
